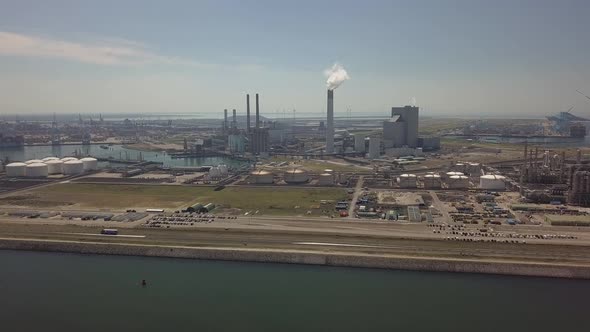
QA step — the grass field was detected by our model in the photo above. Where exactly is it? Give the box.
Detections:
[5,184,347,216]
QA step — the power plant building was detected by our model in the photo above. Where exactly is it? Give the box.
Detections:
[384,106,419,148]
[354,134,366,153]
[368,136,381,159]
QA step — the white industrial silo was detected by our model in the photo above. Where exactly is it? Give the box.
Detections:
[318,173,334,185]
[26,162,49,177]
[61,157,78,163]
[45,159,64,174]
[25,159,44,165]
[6,162,27,177]
[448,175,469,189]
[42,157,60,162]
[398,174,417,188]
[250,170,273,184]
[284,168,309,184]
[63,160,84,175]
[80,157,98,171]
[423,174,442,189]
[479,174,506,190]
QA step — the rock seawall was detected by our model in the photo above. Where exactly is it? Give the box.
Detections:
[1,238,589,279]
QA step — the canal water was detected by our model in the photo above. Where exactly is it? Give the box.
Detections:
[0,250,588,332]
[0,144,246,168]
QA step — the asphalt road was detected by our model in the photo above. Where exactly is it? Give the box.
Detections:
[2,221,590,267]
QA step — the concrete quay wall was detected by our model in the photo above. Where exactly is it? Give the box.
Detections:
[1,238,590,279]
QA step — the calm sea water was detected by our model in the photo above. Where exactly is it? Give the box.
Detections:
[0,250,588,332]
[0,145,247,168]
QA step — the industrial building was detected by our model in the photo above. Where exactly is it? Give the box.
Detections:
[384,106,419,148]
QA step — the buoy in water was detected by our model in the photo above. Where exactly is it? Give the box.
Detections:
[141,279,147,287]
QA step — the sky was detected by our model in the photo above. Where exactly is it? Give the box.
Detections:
[0,0,590,118]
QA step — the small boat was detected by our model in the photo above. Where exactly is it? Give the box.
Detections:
[100,145,109,149]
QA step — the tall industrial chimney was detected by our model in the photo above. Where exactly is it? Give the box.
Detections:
[326,89,334,154]
[256,93,260,128]
[232,109,237,129]
[246,94,251,133]
[223,109,228,132]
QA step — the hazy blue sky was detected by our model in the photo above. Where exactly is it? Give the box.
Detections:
[0,0,589,117]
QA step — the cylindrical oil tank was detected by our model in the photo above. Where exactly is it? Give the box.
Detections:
[423,174,442,189]
[284,168,309,184]
[318,173,334,185]
[80,157,98,171]
[448,175,469,189]
[445,171,464,179]
[45,159,64,174]
[6,162,27,177]
[398,174,417,188]
[25,159,44,165]
[26,162,48,177]
[42,157,60,162]
[63,160,84,175]
[61,157,78,163]
[208,166,220,178]
[479,174,506,190]
[250,170,273,184]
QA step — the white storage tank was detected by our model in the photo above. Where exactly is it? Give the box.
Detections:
[249,170,273,184]
[45,159,64,174]
[26,162,48,177]
[318,173,334,185]
[284,168,309,184]
[42,157,60,162]
[25,159,44,165]
[63,160,84,175]
[448,175,469,189]
[423,174,442,189]
[6,162,27,177]
[61,157,78,163]
[218,164,228,175]
[80,157,98,171]
[398,173,417,188]
[445,171,464,179]
[208,166,221,178]
[479,174,506,190]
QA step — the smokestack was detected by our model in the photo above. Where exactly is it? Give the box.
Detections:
[256,93,260,128]
[246,94,251,133]
[224,109,228,132]
[326,89,334,154]
[232,109,237,129]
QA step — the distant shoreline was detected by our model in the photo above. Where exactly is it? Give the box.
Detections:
[1,238,589,279]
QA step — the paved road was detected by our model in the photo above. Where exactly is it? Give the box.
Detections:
[1,222,590,266]
[348,175,364,217]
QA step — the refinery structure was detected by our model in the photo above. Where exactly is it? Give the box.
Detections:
[2,63,590,281]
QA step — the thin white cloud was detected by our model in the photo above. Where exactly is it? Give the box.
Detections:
[0,31,207,67]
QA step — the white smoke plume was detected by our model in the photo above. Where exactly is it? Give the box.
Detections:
[324,63,350,90]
